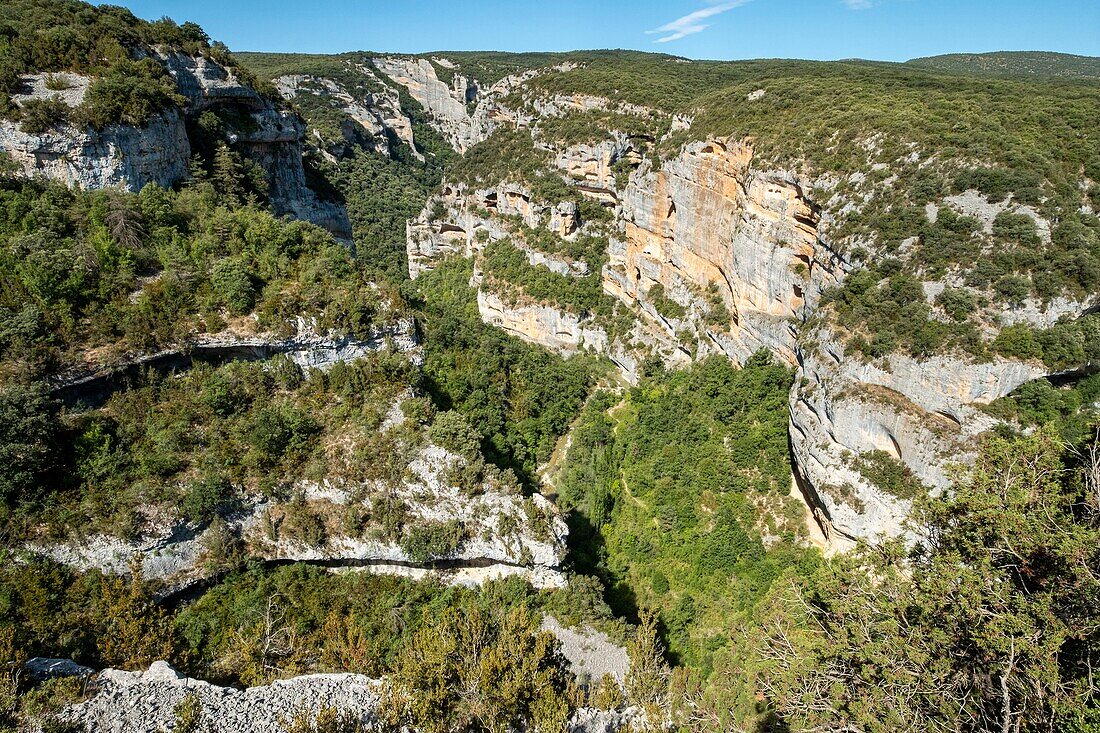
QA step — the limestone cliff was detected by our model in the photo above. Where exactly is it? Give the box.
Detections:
[274,69,421,160]
[407,182,582,279]
[609,137,845,366]
[1,72,190,190]
[370,56,542,153]
[29,394,570,593]
[1,53,350,237]
[477,289,607,355]
[406,122,1082,545]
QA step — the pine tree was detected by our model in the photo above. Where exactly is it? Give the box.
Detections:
[211,143,245,207]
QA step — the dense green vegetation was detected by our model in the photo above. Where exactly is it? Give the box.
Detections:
[479,239,607,314]
[0,350,426,540]
[986,371,1100,444]
[0,0,268,128]
[555,354,818,674]
[753,429,1100,732]
[906,51,1100,79]
[0,177,391,381]
[0,556,622,684]
[411,256,603,486]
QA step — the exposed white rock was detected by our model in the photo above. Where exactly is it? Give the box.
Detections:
[66,661,382,733]
[10,72,90,107]
[788,326,1046,542]
[274,71,420,160]
[944,189,1052,243]
[478,289,607,355]
[61,661,636,733]
[370,56,550,153]
[52,316,419,393]
[407,182,585,279]
[0,52,350,237]
[0,110,190,191]
[371,57,481,152]
[541,616,630,685]
[552,133,642,193]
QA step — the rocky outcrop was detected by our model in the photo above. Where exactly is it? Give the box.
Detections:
[231,110,351,238]
[66,662,382,733]
[1,55,349,237]
[274,71,420,160]
[541,616,630,686]
[370,56,542,153]
[28,431,568,592]
[478,289,607,355]
[61,660,635,733]
[788,326,1047,543]
[50,315,418,403]
[553,133,642,196]
[405,120,1077,546]
[407,182,583,279]
[0,109,191,191]
[608,137,845,366]
[371,57,480,152]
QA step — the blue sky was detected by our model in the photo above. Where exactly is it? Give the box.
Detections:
[113,0,1100,61]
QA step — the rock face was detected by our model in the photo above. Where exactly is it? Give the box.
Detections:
[478,289,607,355]
[371,57,479,151]
[0,55,349,237]
[370,56,541,154]
[62,660,636,733]
[274,70,420,160]
[407,182,584,280]
[553,132,643,195]
[31,366,570,593]
[0,110,191,191]
[66,661,383,733]
[405,121,1077,545]
[789,327,1048,543]
[609,137,844,366]
[29,435,569,593]
[541,616,630,686]
[50,316,419,399]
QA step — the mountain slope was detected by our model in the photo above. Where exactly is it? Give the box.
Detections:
[907,50,1100,79]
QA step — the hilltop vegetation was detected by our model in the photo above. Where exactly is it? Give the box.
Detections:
[0,0,271,128]
[907,51,1100,79]
[0,177,387,381]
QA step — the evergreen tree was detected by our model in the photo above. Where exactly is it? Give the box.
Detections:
[753,428,1100,733]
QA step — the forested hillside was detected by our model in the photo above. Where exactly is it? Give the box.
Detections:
[1,1,1098,730]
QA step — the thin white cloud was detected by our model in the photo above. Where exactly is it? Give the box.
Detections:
[842,0,877,8]
[646,0,752,43]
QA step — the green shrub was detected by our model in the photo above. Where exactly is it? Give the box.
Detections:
[76,59,185,129]
[244,405,319,465]
[181,475,238,524]
[991,323,1043,361]
[934,287,976,321]
[210,258,256,315]
[18,96,70,134]
[282,494,327,547]
[851,450,928,500]
[400,520,466,562]
[427,410,481,458]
